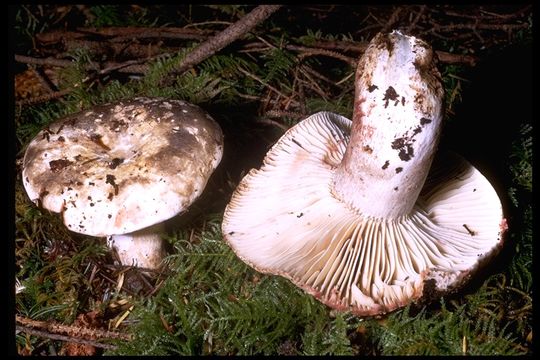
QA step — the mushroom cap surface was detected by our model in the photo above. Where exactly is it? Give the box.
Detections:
[222,111,506,316]
[22,97,223,236]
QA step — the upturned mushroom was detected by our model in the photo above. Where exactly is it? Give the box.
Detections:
[222,31,507,316]
[22,97,223,270]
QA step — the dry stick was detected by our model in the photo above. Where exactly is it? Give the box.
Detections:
[430,22,530,32]
[300,64,340,87]
[16,89,72,106]
[36,27,210,45]
[298,67,329,101]
[406,5,427,33]
[289,45,356,66]
[14,54,149,75]
[237,67,290,100]
[83,27,210,42]
[310,40,478,66]
[256,118,290,131]
[15,54,77,68]
[380,6,403,33]
[265,109,306,120]
[16,315,132,341]
[170,5,282,76]
[479,5,532,19]
[17,325,117,350]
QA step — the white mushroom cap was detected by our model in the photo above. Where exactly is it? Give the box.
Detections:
[22,97,223,237]
[222,112,506,316]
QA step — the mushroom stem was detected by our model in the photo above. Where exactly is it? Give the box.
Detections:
[332,31,445,219]
[107,223,166,270]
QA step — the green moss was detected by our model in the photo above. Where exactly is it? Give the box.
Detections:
[369,301,525,355]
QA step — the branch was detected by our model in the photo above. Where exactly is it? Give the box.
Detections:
[15,54,152,74]
[16,89,71,106]
[307,40,478,66]
[17,325,117,350]
[16,315,132,341]
[15,54,75,68]
[170,5,282,75]
[286,45,356,66]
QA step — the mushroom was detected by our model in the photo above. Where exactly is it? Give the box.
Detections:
[222,31,507,316]
[22,97,223,270]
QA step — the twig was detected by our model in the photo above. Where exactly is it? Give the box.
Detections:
[435,51,477,66]
[16,89,72,106]
[265,109,306,121]
[256,118,290,132]
[169,5,282,75]
[16,315,132,341]
[15,55,75,68]
[84,26,210,42]
[307,40,478,66]
[406,5,427,33]
[240,43,356,66]
[300,64,340,88]
[380,6,403,33]
[297,74,307,115]
[237,67,290,100]
[429,22,529,32]
[298,67,329,101]
[15,54,153,75]
[288,45,356,66]
[479,5,532,19]
[16,325,117,350]
[37,27,210,44]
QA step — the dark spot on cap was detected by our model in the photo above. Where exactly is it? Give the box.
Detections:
[228,231,235,235]
[108,157,124,169]
[401,96,405,106]
[42,131,51,142]
[49,159,73,173]
[90,203,95,207]
[394,187,399,191]
[106,174,119,195]
[420,117,432,125]
[108,214,112,219]
[89,133,111,151]
[55,124,65,134]
[368,84,378,92]
[395,167,403,173]
[57,136,65,142]
[382,160,390,170]
[391,137,405,150]
[108,193,114,201]
[296,212,304,218]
